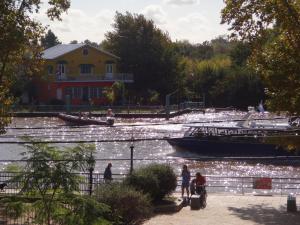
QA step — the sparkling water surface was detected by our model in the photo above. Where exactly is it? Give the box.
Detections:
[1,111,300,180]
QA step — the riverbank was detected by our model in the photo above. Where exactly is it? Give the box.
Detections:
[143,194,300,225]
[11,109,196,118]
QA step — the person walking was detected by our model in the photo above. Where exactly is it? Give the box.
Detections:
[103,163,113,183]
[181,165,191,198]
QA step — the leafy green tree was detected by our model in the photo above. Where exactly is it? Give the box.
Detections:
[103,81,124,105]
[221,0,300,113]
[41,29,62,49]
[103,12,182,103]
[192,56,231,105]
[211,36,234,56]
[83,39,99,48]
[229,41,251,67]
[210,68,264,108]
[0,0,70,132]
[148,89,160,105]
[173,40,214,60]
[2,141,113,225]
[173,37,234,60]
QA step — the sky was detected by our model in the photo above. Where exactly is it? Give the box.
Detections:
[35,0,229,44]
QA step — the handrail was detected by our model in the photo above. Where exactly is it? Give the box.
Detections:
[1,167,300,181]
[1,171,299,196]
[1,156,300,163]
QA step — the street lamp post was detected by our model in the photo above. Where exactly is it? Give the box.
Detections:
[130,144,134,174]
[87,152,95,196]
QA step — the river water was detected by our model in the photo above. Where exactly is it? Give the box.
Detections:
[1,110,300,181]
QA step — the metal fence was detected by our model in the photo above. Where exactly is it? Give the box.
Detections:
[1,167,300,224]
[1,170,300,197]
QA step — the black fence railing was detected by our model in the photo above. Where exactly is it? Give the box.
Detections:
[1,170,300,197]
[1,167,300,224]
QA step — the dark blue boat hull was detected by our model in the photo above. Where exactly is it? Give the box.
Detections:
[167,137,297,157]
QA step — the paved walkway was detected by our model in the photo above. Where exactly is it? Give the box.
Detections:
[143,194,300,225]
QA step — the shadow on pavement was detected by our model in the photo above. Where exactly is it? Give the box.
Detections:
[228,204,300,225]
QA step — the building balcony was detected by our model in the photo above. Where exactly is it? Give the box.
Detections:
[55,73,134,83]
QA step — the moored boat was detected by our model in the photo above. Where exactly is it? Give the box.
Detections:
[58,113,114,126]
[167,125,300,157]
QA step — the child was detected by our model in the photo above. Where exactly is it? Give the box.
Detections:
[181,165,191,198]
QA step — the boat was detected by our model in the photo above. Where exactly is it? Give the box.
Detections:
[166,124,300,157]
[58,113,114,126]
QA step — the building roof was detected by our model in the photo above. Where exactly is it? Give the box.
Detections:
[42,44,119,60]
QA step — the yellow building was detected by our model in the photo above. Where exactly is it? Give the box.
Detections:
[37,44,133,105]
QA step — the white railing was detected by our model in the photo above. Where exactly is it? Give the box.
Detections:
[56,73,134,82]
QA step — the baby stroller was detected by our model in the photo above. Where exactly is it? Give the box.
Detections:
[190,183,207,209]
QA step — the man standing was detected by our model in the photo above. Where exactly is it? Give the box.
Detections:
[104,163,113,183]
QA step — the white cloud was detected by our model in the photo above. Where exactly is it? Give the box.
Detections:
[178,13,207,26]
[141,5,167,25]
[34,8,115,43]
[164,0,198,6]
[32,2,228,45]
[166,13,214,43]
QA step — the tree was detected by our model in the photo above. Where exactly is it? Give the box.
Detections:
[192,56,231,106]
[229,41,251,67]
[0,0,70,133]
[103,81,124,105]
[210,68,264,108]
[173,37,234,60]
[83,39,99,48]
[2,141,112,225]
[211,36,234,56]
[221,0,300,114]
[70,40,78,44]
[103,12,182,103]
[41,29,61,49]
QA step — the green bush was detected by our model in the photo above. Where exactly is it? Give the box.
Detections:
[124,164,177,202]
[95,183,152,225]
[54,195,113,225]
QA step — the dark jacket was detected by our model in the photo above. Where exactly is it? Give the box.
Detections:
[104,167,112,181]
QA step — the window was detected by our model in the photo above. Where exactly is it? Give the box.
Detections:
[89,87,103,98]
[57,63,66,75]
[73,87,82,98]
[47,65,53,75]
[106,64,113,74]
[80,64,92,74]
[83,48,89,55]
[90,87,98,98]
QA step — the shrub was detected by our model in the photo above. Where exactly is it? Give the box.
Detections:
[2,195,113,225]
[124,164,177,202]
[95,183,152,225]
[53,195,112,225]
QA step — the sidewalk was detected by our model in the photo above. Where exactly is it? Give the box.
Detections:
[143,194,300,225]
